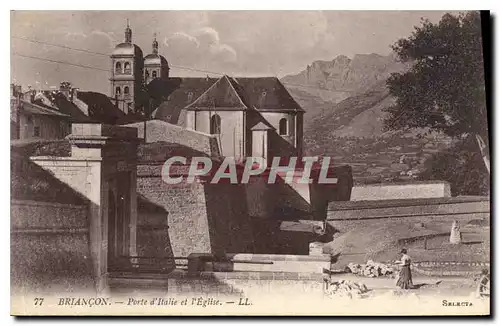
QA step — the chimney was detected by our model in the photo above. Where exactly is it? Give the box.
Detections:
[59,81,72,99]
[70,88,79,102]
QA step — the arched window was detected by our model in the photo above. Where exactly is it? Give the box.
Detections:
[124,86,130,96]
[124,62,131,74]
[152,70,157,79]
[115,62,122,73]
[210,114,221,135]
[115,86,121,96]
[279,118,288,135]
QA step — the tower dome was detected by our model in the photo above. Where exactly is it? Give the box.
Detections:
[144,33,170,83]
[109,20,144,114]
[112,19,143,57]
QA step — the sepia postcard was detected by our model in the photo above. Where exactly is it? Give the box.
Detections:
[10,10,491,316]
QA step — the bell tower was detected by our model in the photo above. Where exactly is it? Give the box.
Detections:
[109,20,144,114]
[144,33,170,85]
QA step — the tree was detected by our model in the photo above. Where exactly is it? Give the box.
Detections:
[383,12,489,173]
[418,136,490,196]
[135,78,169,142]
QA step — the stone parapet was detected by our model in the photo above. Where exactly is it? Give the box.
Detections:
[350,181,451,201]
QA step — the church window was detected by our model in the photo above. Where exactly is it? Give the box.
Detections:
[210,114,221,135]
[115,62,122,74]
[124,62,131,74]
[124,86,130,96]
[187,91,194,103]
[152,70,157,78]
[279,118,288,136]
[115,86,121,96]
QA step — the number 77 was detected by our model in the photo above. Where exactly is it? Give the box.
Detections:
[33,298,44,306]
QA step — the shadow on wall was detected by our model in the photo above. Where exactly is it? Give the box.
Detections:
[267,179,313,220]
[11,147,95,294]
[309,165,354,220]
[268,130,299,159]
[203,183,255,255]
[202,182,321,256]
[250,220,319,255]
[136,194,176,272]
[11,232,95,295]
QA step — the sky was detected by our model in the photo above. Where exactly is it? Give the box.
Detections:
[11,10,455,94]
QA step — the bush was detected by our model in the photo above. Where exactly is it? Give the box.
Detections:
[418,136,490,196]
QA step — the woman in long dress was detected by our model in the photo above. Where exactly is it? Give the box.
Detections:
[396,248,413,289]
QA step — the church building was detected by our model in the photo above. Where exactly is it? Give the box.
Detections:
[110,22,304,163]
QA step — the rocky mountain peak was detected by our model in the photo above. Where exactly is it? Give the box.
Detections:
[282,53,408,99]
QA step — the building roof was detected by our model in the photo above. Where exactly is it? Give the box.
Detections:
[33,90,126,124]
[186,75,248,110]
[144,53,169,66]
[36,91,90,123]
[251,121,275,131]
[112,42,144,57]
[233,77,304,113]
[77,91,126,124]
[150,77,220,123]
[150,76,304,123]
[19,100,70,118]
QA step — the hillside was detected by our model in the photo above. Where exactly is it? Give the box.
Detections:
[282,54,454,184]
[304,80,391,141]
[283,53,410,133]
[281,87,335,123]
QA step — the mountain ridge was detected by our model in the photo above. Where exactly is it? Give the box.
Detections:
[281,53,455,184]
[282,52,408,103]
[281,52,410,136]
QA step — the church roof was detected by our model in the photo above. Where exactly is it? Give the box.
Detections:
[144,53,169,66]
[232,77,304,113]
[112,42,143,57]
[149,77,219,124]
[185,75,248,110]
[251,121,275,131]
[149,76,303,124]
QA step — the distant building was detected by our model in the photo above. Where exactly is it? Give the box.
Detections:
[143,33,170,85]
[11,84,71,140]
[20,82,126,126]
[109,21,147,114]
